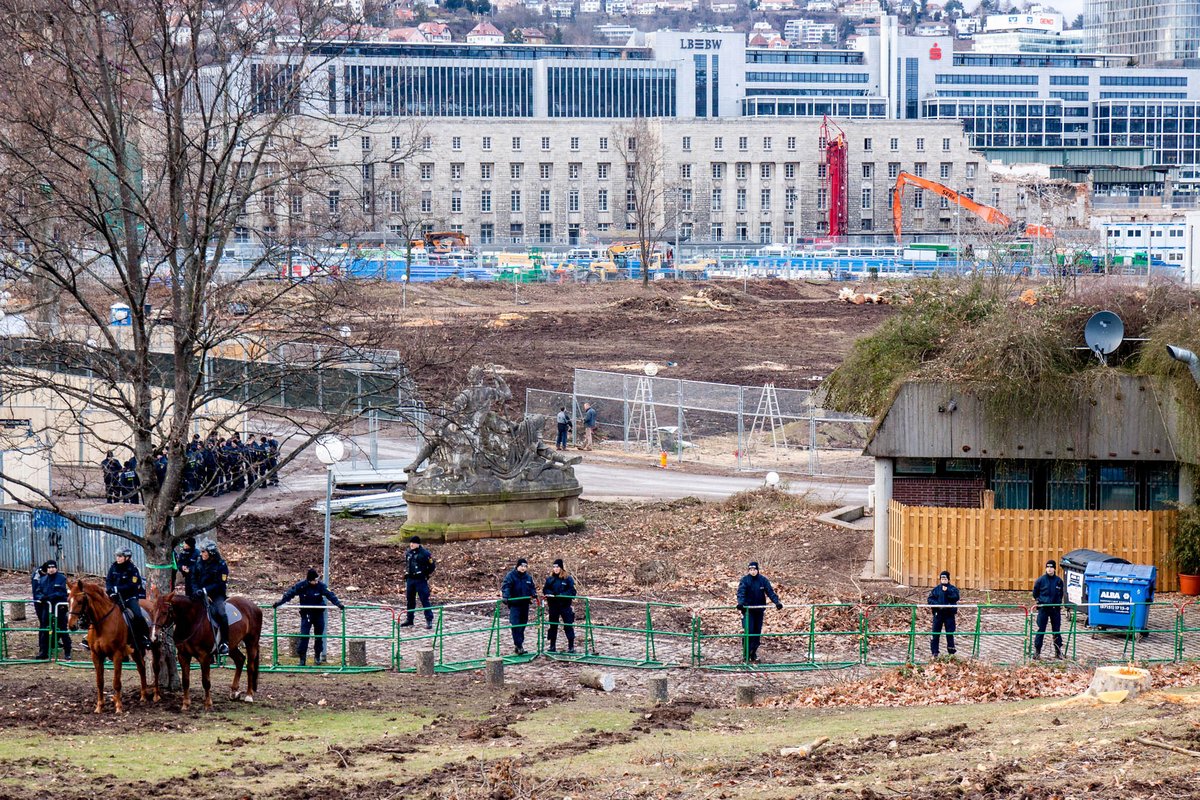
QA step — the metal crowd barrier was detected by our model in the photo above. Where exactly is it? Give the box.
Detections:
[5,596,1200,673]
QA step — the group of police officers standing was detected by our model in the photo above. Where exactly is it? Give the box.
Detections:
[100,433,280,505]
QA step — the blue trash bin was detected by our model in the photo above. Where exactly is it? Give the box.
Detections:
[1084,562,1157,633]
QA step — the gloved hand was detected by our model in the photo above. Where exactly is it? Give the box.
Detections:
[336,604,345,611]
[775,603,784,610]
[271,601,281,609]
[736,604,744,613]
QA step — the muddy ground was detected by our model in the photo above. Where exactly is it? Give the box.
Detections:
[217,490,872,607]
[1,665,1199,800]
[335,279,893,399]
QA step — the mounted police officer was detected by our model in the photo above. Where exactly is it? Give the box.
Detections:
[542,558,577,654]
[172,536,199,595]
[736,561,783,663]
[501,558,537,656]
[927,569,960,657]
[194,540,231,655]
[401,536,436,629]
[273,569,345,666]
[105,547,151,650]
[32,560,71,660]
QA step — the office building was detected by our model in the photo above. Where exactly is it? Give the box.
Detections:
[1085,0,1200,64]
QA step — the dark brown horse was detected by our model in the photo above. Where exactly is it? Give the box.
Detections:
[148,587,262,710]
[67,579,155,714]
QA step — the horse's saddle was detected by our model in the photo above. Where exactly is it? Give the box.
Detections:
[207,603,243,653]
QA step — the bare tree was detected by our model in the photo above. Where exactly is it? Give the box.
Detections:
[0,0,427,589]
[613,119,674,287]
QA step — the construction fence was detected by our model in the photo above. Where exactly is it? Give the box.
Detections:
[525,369,873,477]
[4,595,1199,674]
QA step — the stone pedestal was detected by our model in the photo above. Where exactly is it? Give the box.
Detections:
[401,485,584,542]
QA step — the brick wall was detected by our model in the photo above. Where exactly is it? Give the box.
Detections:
[893,476,986,508]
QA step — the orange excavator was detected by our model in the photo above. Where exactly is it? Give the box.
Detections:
[891,172,1053,242]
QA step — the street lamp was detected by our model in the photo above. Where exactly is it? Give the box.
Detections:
[954,210,961,273]
[315,434,346,583]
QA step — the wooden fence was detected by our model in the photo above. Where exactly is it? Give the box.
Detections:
[888,499,1178,591]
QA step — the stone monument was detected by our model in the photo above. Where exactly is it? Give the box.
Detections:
[400,367,584,541]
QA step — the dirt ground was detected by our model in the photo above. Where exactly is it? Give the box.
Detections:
[217,490,872,608]
[336,279,893,398]
[2,664,1199,800]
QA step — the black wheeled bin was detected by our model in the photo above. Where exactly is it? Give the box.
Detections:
[1060,549,1130,626]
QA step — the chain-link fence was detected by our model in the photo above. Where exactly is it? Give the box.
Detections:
[526,369,872,477]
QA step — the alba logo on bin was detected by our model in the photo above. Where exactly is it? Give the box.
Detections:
[1098,588,1132,614]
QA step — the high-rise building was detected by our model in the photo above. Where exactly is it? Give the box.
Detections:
[1085,0,1200,64]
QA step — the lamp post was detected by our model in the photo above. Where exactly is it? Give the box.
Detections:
[315,435,346,583]
[954,210,961,273]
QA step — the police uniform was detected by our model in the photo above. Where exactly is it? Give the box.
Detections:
[194,550,231,651]
[101,456,122,503]
[927,571,961,657]
[32,563,71,659]
[172,543,199,594]
[500,560,537,654]
[274,572,344,665]
[402,540,436,627]
[736,563,782,662]
[106,557,150,648]
[1032,560,1066,658]
[542,563,576,654]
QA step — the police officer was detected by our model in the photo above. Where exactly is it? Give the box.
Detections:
[501,558,537,656]
[542,558,577,654]
[927,569,960,658]
[273,569,345,666]
[120,457,140,503]
[201,441,219,496]
[736,561,783,663]
[105,547,151,650]
[400,536,436,629]
[101,451,122,503]
[32,560,71,660]
[171,536,199,594]
[194,541,231,656]
[1032,559,1065,659]
[262,435,280,486]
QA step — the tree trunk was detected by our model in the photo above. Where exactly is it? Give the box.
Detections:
[579,668,615,692]
[145,540,182,692]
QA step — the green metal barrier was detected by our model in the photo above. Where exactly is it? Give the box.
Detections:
[6,595,1200,674]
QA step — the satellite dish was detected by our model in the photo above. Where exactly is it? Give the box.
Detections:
[643,362,659,377]
[1084,310,1124,364]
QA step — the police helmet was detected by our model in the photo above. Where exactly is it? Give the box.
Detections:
[115,546,133,558]
[202,540,219,554]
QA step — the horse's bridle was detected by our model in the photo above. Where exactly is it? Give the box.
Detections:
[71,591,115,630]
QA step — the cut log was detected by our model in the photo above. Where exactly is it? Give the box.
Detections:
[780,737,829,758]
[485,657,504,689]
[647,676,669,704]
[579,668,616,692]
[416,648,435,677]
[736,684,756,707]
[7,601,26,622]
[1086,666,1151,701]
[347,640,367,667]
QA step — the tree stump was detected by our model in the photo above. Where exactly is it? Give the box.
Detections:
[7,601,26,622]
[579,668,616,692]
[416,648,435,677]
[1087,665,1152,702]
[647,676,669,704]
[736,684,756,707]
[347,640,368,667]
[485,657,504,689]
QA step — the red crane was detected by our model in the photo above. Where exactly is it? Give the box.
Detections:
[820,116,848,239]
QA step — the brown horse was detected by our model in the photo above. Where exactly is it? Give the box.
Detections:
[148,587,262,710]
[66,579,154,714]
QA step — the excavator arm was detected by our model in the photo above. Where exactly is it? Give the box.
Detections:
[892,172,1013,242]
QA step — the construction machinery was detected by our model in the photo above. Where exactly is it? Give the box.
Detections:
[820,117,848,238]
[891,172,1054,242]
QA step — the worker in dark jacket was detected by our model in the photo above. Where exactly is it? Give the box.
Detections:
[171,536,199,594]
[501,558,537,655]
[193,541,231,655]
[401,536,436,629]
[1032,559,1065,659]
[927,570,960,657]
[736,561,783,663]
[101,452,122,503]
[105,547,151,650]
[32,560,71,660]
[273,569,345,666]
[542,558,577,654]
